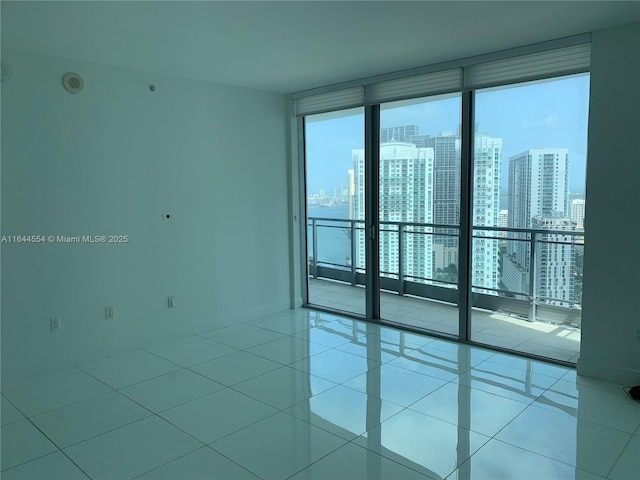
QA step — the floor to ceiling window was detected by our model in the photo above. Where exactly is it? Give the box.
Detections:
[305,108,366,316]
[470,74,589,362]
[298,40,590,364]
[378,94,462,336]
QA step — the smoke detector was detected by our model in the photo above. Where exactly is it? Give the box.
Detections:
[62,72,84,94]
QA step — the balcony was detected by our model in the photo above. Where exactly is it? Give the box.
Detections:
[307,216,583,363]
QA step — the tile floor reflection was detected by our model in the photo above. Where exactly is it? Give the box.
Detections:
[309,278,581,362]
[1,309,638,479]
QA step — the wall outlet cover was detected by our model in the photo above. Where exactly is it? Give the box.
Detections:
[50,317,62,332]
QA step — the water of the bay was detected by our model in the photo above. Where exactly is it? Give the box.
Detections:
[307,205,355,269]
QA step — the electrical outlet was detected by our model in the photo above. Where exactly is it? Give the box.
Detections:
[50,317,62,332]
[105,306,113,320]
[168,295,176,308]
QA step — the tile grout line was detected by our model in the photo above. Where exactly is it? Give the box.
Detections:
[2,415,95,480]
[603,434,635,479]
[4,378,116,420]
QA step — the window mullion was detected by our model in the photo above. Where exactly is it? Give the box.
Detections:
[365,104,381,320]
[459,91,474,341]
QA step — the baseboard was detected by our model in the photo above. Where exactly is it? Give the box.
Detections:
[577,358,640,386]
[292,296,304,308]
[1,298,293,392]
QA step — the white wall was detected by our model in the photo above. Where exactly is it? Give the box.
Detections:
[579,22,640,384]
[1,48,291,376]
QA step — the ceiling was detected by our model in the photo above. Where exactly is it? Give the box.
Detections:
[2,1,639,94]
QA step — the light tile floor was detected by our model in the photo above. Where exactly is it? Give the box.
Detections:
[309,278,582,363]
[1,309,638,480]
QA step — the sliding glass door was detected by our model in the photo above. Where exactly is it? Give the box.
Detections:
[378,94,462,336]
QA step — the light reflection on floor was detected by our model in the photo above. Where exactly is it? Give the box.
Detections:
[1,308,636,480]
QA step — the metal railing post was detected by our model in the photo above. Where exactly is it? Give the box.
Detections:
[528,231,537,322]
[312,218,318,279]
[350,221,357,286]
[398,224,405,296]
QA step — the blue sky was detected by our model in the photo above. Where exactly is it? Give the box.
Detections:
[306,73,590,194]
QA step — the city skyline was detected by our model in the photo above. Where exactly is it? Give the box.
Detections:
[305,74,588,308]
[307,128,585,303]
[305,73,590,195]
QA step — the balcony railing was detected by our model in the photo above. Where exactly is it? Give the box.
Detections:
[307,216,585,327]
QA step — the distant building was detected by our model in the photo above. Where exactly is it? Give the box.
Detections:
[380,125,420,143]
[502,148,571,303]
[353,142,434,282]
[498,210,509,238]
[364,126,501,291]
[433,243,459,272]
[532,215,574,306]
[347,169,355,219]
[571,199,586,230]
[472,131,502,292]
[498,210,508,228]
[425,132,460,249]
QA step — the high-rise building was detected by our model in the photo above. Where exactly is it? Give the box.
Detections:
[571,199,586,230]
[354,126,502,290]
[410,131,463,284]
[498,210,509,238]
[498,210,509,228]
[425,132,460,245]
[352,141,434,283]
[471,131,503,292]
[532,215,574,305]
[502,148,571,300]
[347,169,355,219]
[380,125,420,143]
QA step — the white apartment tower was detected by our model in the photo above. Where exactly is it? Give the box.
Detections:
[472,132,503,292]
[354,126,502,291]
[502,148,571,301]
[532,215,574,305]
[352,142,434,283]
[571,199,586,230]
[347,169,355,220]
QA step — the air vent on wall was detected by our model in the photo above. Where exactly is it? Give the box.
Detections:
[62,72,84,94]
